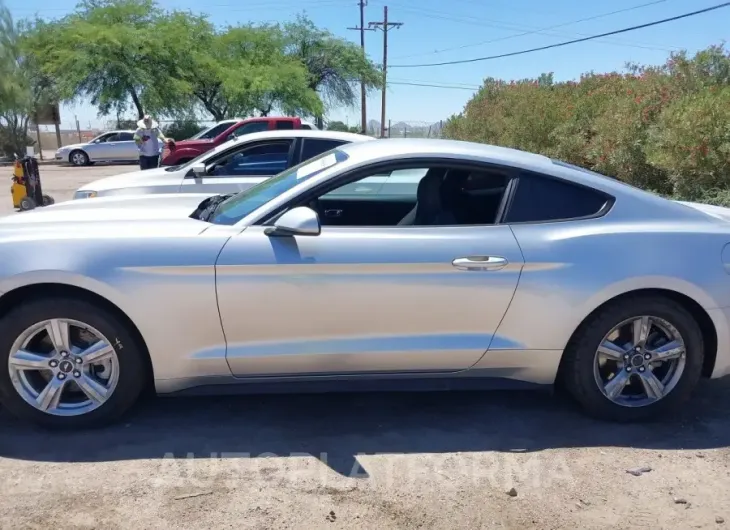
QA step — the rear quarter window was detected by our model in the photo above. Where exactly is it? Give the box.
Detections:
[505,172,611,223]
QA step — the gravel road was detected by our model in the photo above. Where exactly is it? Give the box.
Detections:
[1,381,729,529]
[0,164,729,529]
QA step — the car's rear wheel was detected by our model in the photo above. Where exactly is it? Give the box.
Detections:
[563,295,704,422]
[0,297,147,429]
[69,150,89,166]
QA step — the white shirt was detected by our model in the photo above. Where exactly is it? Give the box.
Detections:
[135,127,163,157]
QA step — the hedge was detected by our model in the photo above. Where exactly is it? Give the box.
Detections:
[443,45,730,205]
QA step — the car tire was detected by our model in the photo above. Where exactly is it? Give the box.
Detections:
[562,295,704,422]
[0,297,148,429]
[69,150,89,166]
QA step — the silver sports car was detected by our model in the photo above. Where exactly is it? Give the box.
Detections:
[1,138,729,428]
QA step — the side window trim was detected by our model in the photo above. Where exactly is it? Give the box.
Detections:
[502,170,615,225]
[257,158,519,227]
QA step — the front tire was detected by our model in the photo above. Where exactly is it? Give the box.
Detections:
[563,295,704,422]
[69,150,89,166]
[0,297,147,429]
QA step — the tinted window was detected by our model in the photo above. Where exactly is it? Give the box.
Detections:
[235,121,270,136]
[505,173,609,223]
[117,132,134,141]
[276,121,295,130]
[210,141,291,177]
[300,139,346,162]
[103,133,119,142]
[199,122,234,140]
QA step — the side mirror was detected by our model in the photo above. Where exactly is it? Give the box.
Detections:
[191,163,206,177]
[265,207,321,237]
[227,133,236,142]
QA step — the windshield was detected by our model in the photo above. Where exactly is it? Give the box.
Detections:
[188,121,234,140]
[210,149,349,225]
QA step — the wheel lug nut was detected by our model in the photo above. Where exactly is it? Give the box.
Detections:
[49,360,58,368]
[60,351,69,358]
[636,346,642,352]
[639,366,645,372]
[57,373,66,380]
[626,366,632,372]
[624,354,630,360]
[644,354,651,360]
[74,357,83,364]
[73,371,81,378]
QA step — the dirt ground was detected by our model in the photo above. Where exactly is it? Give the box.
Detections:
[0,165,729,529]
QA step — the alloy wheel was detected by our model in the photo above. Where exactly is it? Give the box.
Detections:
[593,315,686,407]
[7,318,119,416]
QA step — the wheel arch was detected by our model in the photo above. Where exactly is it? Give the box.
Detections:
[0,283,155,393]
[556,288,718,387]
[68,149,90,164]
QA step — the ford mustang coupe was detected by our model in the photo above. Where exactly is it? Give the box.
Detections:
[1,138,729,428]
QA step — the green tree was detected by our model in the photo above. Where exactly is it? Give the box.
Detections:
[0,1,47,156]
[326,120,358,133]
[283,15,381,127]
[25,0,189,120]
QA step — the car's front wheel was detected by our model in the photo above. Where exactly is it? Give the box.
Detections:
[69,150,89,166]
[0,297,147,429]
[563,295,704,422]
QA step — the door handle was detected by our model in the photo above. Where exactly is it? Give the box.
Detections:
[324,209,343,218]
[452,256,508,271]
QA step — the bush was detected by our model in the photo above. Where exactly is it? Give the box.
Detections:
[443,45,730,202]
[163,119,204,140]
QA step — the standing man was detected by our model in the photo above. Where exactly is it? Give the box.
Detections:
[134,114,170,170]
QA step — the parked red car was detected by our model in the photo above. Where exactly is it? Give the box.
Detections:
[161,116,314,166]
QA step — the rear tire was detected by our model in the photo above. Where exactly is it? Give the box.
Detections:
[69,150,89,166]
[0,297,147,429]
[563,295,704,422]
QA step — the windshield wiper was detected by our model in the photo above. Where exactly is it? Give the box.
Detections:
[192,194,234,222]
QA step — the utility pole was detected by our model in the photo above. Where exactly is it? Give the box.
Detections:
[369,6,402,138]
[347,1,375,135]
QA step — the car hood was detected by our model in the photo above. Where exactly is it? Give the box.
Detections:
[78,167,178,194]
[171,139,215,149]
[57,142,90,151]
[0,193,215,233]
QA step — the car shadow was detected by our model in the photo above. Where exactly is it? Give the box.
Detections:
[1,379,729,477]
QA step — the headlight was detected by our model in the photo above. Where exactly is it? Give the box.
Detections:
[73,190,97,199]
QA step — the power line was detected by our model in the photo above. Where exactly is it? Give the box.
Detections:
[383,1,678,54]
[389,81,480,90]
[391,2,730,68]
[391,0,672,60]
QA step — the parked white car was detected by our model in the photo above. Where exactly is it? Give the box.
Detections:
[73,130,372,199]
[56,130,138,166]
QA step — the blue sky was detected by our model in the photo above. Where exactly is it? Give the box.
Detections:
[6,0,729,130]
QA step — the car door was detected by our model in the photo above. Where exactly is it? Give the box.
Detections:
[179,139,295,195]
[216,162,526,378]
[110,132,138,160]
[85,133,115,160]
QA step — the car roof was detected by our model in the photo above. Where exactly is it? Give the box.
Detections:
[234,129,373,143]
[333,138,660,200]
